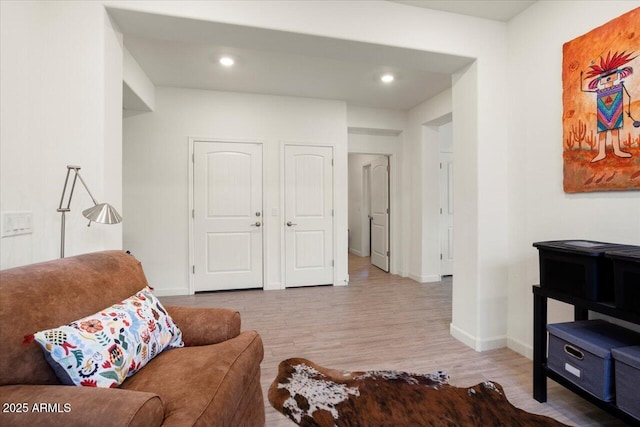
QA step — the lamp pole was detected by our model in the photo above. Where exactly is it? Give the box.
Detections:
[57,166,80,258]
[57,165,122,258]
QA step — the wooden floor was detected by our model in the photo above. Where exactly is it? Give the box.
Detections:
[161,254,626,426]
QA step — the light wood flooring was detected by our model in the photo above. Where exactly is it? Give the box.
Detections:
[160,254,627,426]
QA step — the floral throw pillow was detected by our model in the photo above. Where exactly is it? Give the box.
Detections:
[32,286,183,388]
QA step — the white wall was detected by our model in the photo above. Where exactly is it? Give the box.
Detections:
[347,106,406,133]
[506,1,640,358]
[439,122,453,153]
[0,1,123,269]
[407,89,453,284]
[103,13,124,254]
[123,87,347,295]
[123,47,155,112]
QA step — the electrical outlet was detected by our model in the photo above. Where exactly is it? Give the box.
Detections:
[2,211,33,237]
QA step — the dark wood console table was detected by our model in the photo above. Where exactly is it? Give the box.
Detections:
[532,285,640,426]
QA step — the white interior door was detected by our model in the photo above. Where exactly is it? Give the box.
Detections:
[370,156,389,272]
[284,145,334,287]
[362,164,371,257]
[194,141,263,291]
[440,152,454,276]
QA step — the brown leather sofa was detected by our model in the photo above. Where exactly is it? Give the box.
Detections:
[0,251,265,426]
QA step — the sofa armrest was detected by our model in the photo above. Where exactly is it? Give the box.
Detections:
[0,385,163,427]
[165,306,241,346]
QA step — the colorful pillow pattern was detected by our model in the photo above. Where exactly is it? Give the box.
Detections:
[33,286,183,388]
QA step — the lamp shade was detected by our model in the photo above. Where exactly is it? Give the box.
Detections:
[82,203,122,224]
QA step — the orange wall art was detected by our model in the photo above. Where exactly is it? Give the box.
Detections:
[563,7,640,192]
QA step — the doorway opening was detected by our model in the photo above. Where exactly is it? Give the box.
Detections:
[422,116,454,282]
[438,121,453,278]
[348,153,390,273]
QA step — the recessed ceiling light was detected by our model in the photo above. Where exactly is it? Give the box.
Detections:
[380,73,394,83]
[219,56,235,67]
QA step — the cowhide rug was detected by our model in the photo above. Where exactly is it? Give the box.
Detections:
[269,358,568,427]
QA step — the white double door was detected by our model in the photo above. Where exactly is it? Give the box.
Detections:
[193,142,334,291]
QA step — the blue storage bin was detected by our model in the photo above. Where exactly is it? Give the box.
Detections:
[547,320,640,401]
[612,345,640,420]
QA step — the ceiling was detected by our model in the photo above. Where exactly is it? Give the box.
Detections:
[112,1,534,112]
[390,0,536,22]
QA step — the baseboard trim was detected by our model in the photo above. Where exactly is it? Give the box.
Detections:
[408,273,441,283]
[450,323,477,349]
[348,248,363,256]
[477,334,507,352]
[450,323,507,352]
[507,337,533,360]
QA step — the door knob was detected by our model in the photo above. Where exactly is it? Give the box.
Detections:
[286,221,297,227]
[251,221,261,227]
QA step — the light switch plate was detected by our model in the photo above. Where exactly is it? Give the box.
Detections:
[2,211,33,237]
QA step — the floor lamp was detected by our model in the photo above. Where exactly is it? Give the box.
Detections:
[57,165,122,258]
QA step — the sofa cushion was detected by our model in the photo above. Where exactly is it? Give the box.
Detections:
[33,287,183,388]
[121,330,264,427]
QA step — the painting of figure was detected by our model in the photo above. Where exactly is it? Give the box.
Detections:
[563,8,640,192]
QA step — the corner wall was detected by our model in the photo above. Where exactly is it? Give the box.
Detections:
[0,1,123,268]
[506,1,640,358]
